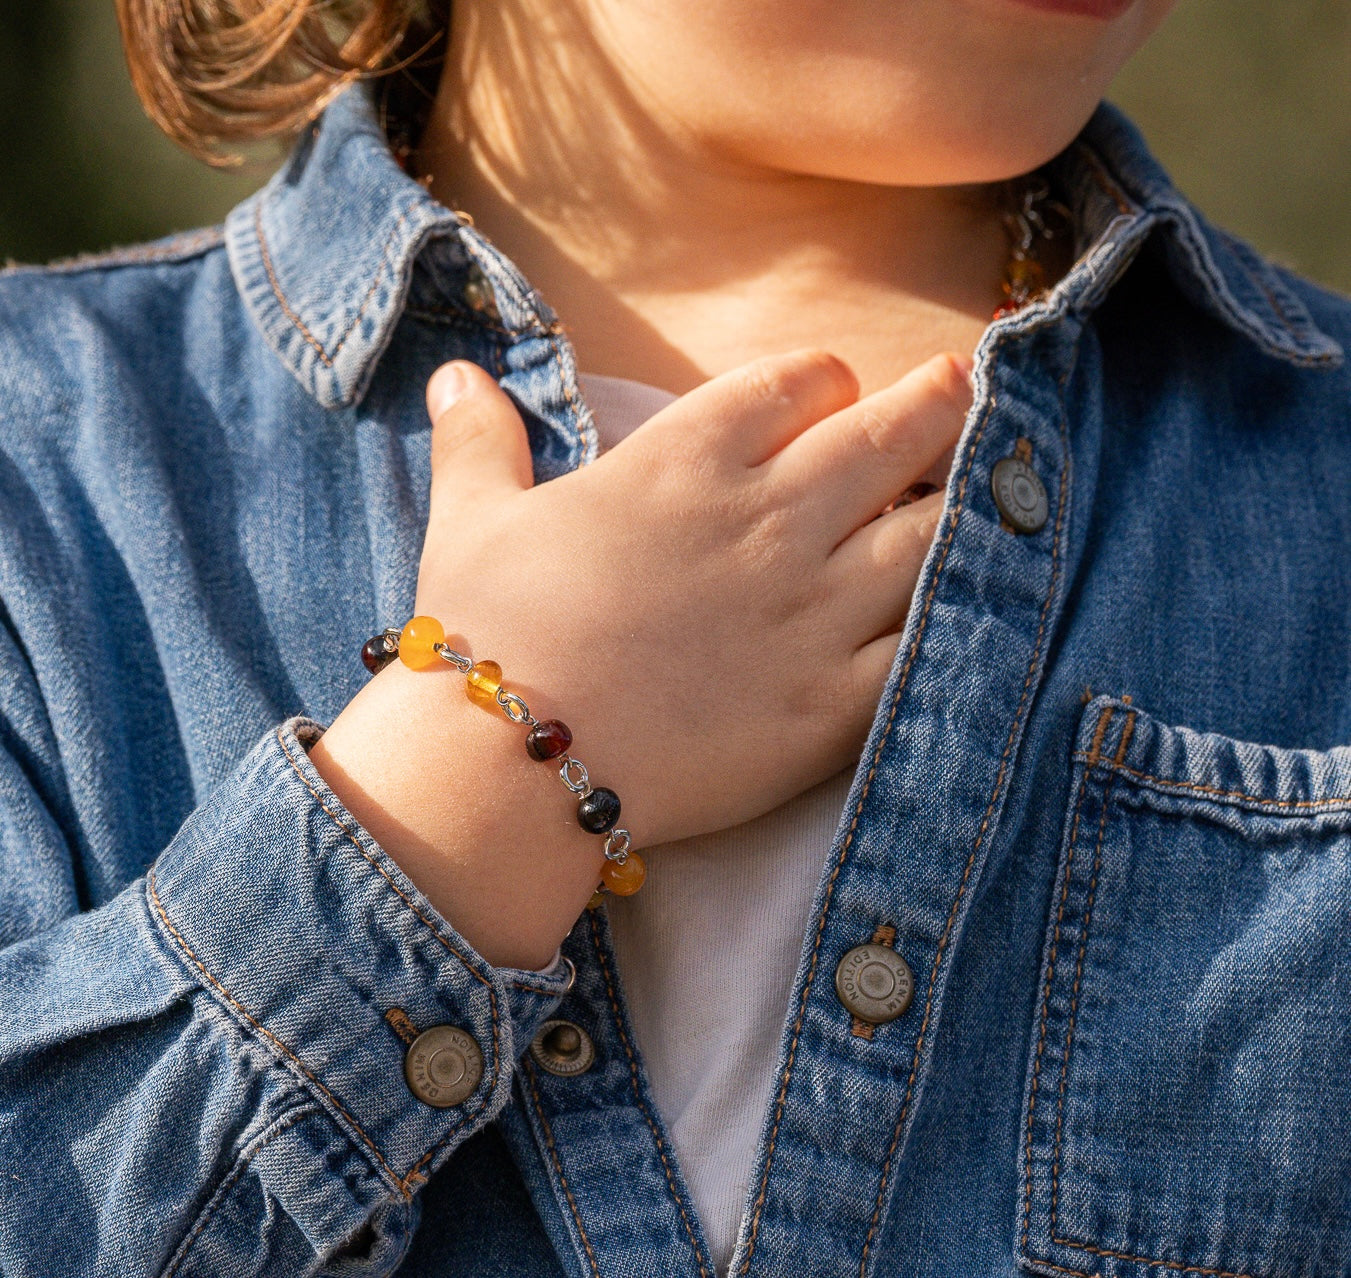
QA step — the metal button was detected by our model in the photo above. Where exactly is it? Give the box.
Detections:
[530,1019,596,1078]
[462,263,501,322]
[835,944,915,1025]
[990,453,1048,534]
[404,1025,484,1108]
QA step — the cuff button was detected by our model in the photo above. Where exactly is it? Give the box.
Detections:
[404,1025,485,1108]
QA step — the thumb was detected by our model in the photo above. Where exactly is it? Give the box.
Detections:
[425,361,535,513]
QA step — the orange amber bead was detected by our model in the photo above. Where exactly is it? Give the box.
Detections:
[465,659,503,709]
[600,850,646,897]
[1002,256,1045,301]
[399,616,445,670]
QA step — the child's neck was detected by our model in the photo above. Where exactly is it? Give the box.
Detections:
[414,9,1049,398]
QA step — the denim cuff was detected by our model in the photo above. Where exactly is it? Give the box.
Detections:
[146,716,572,1195]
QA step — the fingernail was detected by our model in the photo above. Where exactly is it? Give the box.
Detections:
[427,362,471,419]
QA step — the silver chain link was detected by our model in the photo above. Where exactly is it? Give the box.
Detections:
[379,626,632,891]
[434,643,473,674]
[603,828,631,864]
[559,756,591,796]
[495,686,535,726]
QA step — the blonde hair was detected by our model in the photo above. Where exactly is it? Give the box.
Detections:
[114,0,449,164]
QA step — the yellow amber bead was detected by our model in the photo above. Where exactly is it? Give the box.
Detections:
[600,850,646,897]
[586,889,608,911]
[399,616,445,671]
[465,659,503,709]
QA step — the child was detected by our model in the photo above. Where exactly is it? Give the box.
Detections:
[2,0,1349,1274]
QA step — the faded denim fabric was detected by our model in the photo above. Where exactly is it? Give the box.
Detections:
[0,79,1349,1278]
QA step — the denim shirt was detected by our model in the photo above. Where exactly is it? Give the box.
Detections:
[0,78,1349,1278]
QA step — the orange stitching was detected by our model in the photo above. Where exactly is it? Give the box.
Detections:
[1030,720,1263,1278]
[1025,1257,1099,1278]
[1112,711,1136,766]
[279,724,517,1185]
[1075,143,1134,217]
[276,728,492,987]
[1052,1241,1255,1278]
[589,911,713,1278]
[162,1104,318,1278]
[546,322,598,462]
[734,384,1003,1276]
[1077,756,1351,811]
[146,872,406,1195]
[1021,765,1094,1255]
[1086,705,1115,766]
[1048,777,1113,1235]
[858,363,1074,1278]
[522,1061,602,1278]
[253,198,410,370]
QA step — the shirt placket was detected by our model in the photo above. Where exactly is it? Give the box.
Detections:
[716,321,1084,1278]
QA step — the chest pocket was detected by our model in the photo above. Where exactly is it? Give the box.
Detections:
[1018,696,1351,1278]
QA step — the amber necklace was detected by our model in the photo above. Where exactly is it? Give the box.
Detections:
[994,173,1074,319]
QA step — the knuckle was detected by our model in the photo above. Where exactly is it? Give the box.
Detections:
[919,353,975,416]
[854,405,907,463]
[743,348,858,410]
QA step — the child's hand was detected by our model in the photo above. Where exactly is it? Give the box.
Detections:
[415,349,972,849]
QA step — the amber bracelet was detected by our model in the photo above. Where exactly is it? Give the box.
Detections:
[360,616,645,904]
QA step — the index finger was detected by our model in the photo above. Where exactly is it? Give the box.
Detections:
[605,348,860,469]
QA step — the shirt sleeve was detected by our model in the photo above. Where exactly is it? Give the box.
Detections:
[0,613,573,1276]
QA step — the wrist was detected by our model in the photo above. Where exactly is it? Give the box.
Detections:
[309,659,608,970]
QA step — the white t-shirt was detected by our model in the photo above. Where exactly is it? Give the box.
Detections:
[577,371,858,1275]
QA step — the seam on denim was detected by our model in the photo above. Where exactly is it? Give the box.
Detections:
[1086,706,1115,767]
[254,196,410,369]
[1023,1256,1100,1278]
[1021,738,1099,1257]
[589,910,714,1278]
[276,728,494,987]
[1049,1243,1256,1278]
[545,320,599,462]
[1047,771,1114,1239]
[1074,755,1351,811]
[733,381,1002,1277]
[276,727,511,1188]
[1074,143,1134,217]
[1030,718,1263,1278]
[20,227,226,277]
[522,1060,602,1278]
[160,1103,319,1278]
[508,976,564,996]
[858,362,1073,1278]
[147,871,406,1195]
[1112,711,1136,767]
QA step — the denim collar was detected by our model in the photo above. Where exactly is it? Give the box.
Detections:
[225,79,1343,411]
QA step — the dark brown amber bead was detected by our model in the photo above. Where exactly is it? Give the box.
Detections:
[577,787,621,834]
[526,719,573,761]
[361,634,398,675]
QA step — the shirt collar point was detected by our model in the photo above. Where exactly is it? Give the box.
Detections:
[1076,101,1343,368]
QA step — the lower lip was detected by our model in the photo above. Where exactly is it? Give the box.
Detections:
[1003,0,1135,17]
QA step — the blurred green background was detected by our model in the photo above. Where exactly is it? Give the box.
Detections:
[1,0,1348,293]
